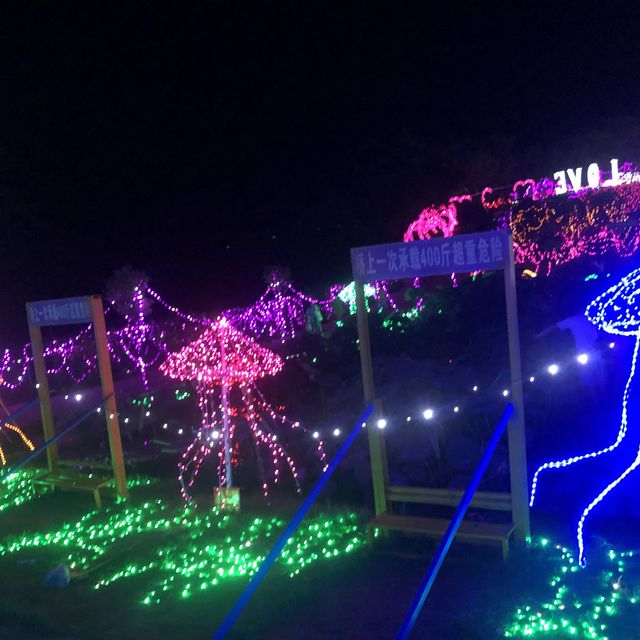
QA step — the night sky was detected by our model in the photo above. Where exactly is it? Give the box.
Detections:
[3,2,640,339]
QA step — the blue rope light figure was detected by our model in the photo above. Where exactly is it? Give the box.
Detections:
[530,267,640,566]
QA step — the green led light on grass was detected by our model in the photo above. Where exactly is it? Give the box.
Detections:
[504,538,639,639]
[0,470,50,513]
[0,497,365,606]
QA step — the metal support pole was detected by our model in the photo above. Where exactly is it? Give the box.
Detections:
[396,404,514,639]
[0,395,113,480]
[220,338,233,488]
[212,404,374,640]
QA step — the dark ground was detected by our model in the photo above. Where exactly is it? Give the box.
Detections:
[2,484,640,640]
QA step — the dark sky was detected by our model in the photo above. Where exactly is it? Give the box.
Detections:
[3,2,640,339]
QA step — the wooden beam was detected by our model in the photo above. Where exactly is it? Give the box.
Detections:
[90,296,128,501]
[26,314,58,473]
[504,237,531,541]
[355,282,389,516]
[386,485,512,511]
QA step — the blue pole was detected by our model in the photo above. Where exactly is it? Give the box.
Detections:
[396,403,514,640]
[0,397,40,430]
[0,394,113,480]
[212,403,374,640]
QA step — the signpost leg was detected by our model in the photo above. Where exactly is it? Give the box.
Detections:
[504,240,531,541]
[355,282,389,516]
[27,320,58,473]
[90,297,128,500]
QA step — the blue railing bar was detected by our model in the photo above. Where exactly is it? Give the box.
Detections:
[396,403,514,640]
[212,403,375,640]
[0,394,113,480]
[0,397,40,430]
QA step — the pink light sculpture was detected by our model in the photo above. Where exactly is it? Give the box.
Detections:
[160,318,325,500]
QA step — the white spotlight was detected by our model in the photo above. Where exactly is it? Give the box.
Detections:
[529,376,535,382]
[547,363,559,375]
[376,418,387,429]
[502,389,509,397]
[422,409,434,421]
[472,385,478,392]
[333,428,341,437]
[577,353,589,365]
[312,431,320,439]
[453,406,459,413]
[75,393,82,401]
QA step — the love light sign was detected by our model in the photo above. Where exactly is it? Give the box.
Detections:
[553,158,621,195]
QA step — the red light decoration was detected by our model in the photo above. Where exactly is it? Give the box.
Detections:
[161,318,325,500]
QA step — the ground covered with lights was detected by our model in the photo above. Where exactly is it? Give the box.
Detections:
[1,474,639,640]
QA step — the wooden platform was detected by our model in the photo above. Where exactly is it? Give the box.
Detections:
[33,472,112,509]
[367,512,516,561]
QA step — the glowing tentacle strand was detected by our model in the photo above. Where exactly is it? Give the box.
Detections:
[530,335,639,506]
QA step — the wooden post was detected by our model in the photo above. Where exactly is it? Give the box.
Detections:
[26,316,58,473]
[90,296,128,500]
[355,282,389,516]
[503,238,531,541]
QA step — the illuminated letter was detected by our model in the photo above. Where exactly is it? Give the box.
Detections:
[586,163,600,189]
[567,167,583,191]
[610,158,620,185]
[554,170,568,195]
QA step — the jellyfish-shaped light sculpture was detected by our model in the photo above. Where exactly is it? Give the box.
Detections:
[160,318,324,500]
[530,266,640,565]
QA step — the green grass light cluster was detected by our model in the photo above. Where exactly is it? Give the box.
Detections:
[104,512,364,605]
[0,469,50,513]
[0,495,365,606]
[504,538,640,639]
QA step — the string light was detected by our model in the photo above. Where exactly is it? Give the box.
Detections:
[531,267,640,565]
[504,537,638,639]
[0,470,50,513]
[403,164,640,276]
[0,500,365,606]
[161,319,325,500]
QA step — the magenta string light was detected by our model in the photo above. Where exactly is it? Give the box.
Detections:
[160,318,325,500]
[403,163,640,276]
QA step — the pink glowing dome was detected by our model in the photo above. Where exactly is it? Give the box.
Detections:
[160,318,283,386]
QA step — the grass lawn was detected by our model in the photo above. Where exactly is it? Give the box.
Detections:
[2,474,640,639]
